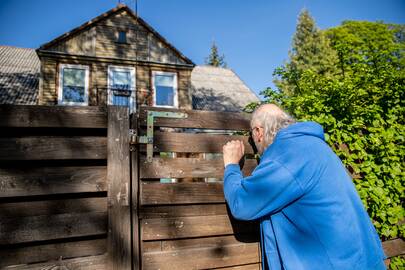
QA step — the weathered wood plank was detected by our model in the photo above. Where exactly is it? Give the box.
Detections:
[3,254,107,270]
[214,263,261,270]
[139,204,228,219]
[142,242,260,270]
[141,215,259,240]
[0,105,107,128]
[139,106,251,130]
[0,137,107,160]
[141,182,225,205]
[382,238,405,258]
[147,132,254,154]
[140,157,257,178]
[0,197,107,217]
[131,113,141,270]
[107,106,131,270]
[0,166,107,197]
[0,211,107,244]
[0,238,106,267]
[149,234,260,252]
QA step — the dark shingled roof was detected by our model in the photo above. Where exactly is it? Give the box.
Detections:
[191,65,260,112]
[0,46,40,105]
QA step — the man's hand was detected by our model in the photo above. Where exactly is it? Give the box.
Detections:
[223,140,245,167]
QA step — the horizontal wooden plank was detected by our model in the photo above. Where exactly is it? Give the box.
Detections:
[382,238,405,258]
[141,182,225,205]
[0,166,107,197]
[141,215,259,240]
[140,157,257,178]
[139,106,251,130]
[214,263,261,270]
[0,137,107,160]
[139,204,228,219]
[142,242,260,270]
[0,238,106,267]
[146,131,254,154]
[143,234,260,252]
[0,105,107,128]
[0,211,107,244]
[3,254,107,270]
[0,197,107,217]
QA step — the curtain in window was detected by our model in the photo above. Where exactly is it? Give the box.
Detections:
[62,68,86,103]
[155,74,174,106]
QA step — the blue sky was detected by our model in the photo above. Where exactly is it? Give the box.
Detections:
[1,0,404,98]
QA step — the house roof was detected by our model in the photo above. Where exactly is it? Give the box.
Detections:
[191,65,260,112]
[39,4,194,66]
[0,46,39,105]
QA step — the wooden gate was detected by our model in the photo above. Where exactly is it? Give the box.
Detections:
[131,106,261,270]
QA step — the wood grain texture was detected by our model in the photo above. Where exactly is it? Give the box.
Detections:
[382,238,405,258]
[0,238,106,267]
[0,105,107,128]
[0,137,107,160]
[141,215,259,241]
[141,182,225,205]
[3,254,107,270]
[140,157,256,178]
[0,166,107,197]
[144,131,254,154]
[107,106,131,270]
[0,211,107,244]
[139,106,251,130]
[139,204,228,219]
[142,242,260,270]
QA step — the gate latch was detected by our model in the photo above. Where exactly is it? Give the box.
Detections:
[130,110,188,162]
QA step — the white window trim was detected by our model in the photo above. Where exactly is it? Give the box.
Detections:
[107,65,136,112]
[58,64,90,106]
[152,71,178,108]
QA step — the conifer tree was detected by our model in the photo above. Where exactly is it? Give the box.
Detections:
[205,42,227,68]
[275,9,338,95]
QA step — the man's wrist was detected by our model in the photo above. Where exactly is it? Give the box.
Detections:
[224,163,240,169]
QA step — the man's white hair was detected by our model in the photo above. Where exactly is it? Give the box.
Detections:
[251,104,296,147]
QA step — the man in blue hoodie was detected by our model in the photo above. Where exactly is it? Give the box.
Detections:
[222,104,386,270]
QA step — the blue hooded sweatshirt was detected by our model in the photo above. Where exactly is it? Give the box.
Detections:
[224,121,386,270]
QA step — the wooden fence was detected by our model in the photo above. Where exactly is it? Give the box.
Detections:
[0,105,403,269]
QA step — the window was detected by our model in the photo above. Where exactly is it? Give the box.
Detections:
[108,66,136,112]
[58,64,89,105]
[152,71,178,108]
[117,31,127,43]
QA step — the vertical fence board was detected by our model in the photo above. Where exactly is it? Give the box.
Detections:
[131,114,141,270]
[107,106,131,270]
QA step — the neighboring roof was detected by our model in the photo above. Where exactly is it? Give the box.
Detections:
[0,46,39,105]
[191,65,260,112]
[39,4,194,66]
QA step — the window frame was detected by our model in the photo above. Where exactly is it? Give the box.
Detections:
[152,71,178,108]
[58,64,89,106]
[107,65,136,112]
[117,30,127,44]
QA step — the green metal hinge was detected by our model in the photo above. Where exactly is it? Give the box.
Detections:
[130,110,188,162]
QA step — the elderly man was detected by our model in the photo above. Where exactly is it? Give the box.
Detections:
[222,104,385,270]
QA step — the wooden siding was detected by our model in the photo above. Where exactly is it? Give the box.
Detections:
[43,9,186,65]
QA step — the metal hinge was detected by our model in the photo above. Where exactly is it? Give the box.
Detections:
[129,110,188,162]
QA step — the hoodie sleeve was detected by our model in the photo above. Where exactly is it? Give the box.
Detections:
[223,160,304,221]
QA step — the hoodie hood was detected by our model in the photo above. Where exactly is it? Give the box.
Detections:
[275,121,325,141]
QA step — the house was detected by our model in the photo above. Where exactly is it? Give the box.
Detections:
[0,4,259,112]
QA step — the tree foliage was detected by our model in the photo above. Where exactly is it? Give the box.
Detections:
[247,14,404,267]
[205,41,227,68]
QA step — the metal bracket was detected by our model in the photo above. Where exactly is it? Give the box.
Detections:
[130,110,188,162]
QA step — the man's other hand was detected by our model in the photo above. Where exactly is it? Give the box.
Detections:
[223,140,245,167]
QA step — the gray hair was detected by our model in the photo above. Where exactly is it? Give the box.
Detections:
[251,105,296,147]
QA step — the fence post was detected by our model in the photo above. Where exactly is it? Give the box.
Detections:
[131,113,141,269]
[107,106,131,270]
